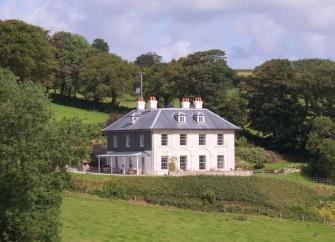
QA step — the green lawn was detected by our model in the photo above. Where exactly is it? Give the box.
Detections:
[51,103,109,123]
[61,192,335,242]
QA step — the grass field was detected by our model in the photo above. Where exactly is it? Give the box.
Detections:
[51,103,109,123]
[61,192,335,242]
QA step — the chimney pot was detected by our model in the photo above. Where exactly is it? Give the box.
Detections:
[181,97,191,109]
[148,95,158,109]
[136,96,145,110]
[193,96,203,109]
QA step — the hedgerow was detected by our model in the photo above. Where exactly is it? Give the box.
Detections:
[71,174,321,220]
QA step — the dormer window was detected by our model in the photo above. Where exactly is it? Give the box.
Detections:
[129,112,140,124]
[175,112,186,123]
[194,112,205,123]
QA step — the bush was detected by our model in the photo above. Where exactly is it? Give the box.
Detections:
[254,162,265,169]
[72,174,319,220]
[237,146,272,163]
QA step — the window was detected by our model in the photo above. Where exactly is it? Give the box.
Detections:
[194,112,205,123]
[199,155,206,170]
[161,156,168,170]
[217,155,224,169]
[199,134,206,145]
[140,134,145,147]
[217,134,224,145]
[176,112,186,123]
[179,115,186,122]
[161,134,168,146]
[180,134,187,146]
[113,135,118,148]
[180,156,187,171]
[126,135,130,147]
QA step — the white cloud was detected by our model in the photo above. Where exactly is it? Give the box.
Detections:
[1,0,335,68]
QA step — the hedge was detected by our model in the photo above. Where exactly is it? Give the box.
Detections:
[71,174,321,220]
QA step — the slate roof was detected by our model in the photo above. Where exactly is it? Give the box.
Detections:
[103,108,240,131]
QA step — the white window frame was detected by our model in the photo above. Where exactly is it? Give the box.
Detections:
[197,116,205,122]
[126,135,130,148]
[161,134,168,146]
[161,156,168,170]
[217,155,224,169]
[199,155,206,170]
[140,134,145,147]
[178,115,186,123]
[180,155,187,171]
[113,135,118,148]
[180,134,187,146]
[199,134,206,145]
[217,134,224,145]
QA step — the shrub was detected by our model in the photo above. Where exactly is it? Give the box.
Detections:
[237,146,272,163]
[72,174,319,220]
[254,162,265,169]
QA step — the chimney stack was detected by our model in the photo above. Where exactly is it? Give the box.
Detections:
[148,96,158,109]
[181,97,190,109]
[193,96,203,109]
[136,96,145,110]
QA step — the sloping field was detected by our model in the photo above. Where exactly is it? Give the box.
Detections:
[61,192,335,242]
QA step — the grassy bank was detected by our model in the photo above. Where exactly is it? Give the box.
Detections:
[51,103,109,123]
[71,174,327,220]
[61,192,335,242]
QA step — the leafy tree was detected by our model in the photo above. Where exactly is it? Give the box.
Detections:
[0,20,57,86]
[169,50,235,107]
[244,59,306,151]
[50,31,91,96]
[135,52,162,68]
[293,59,335,119]
[92,38,109,53]
[0,68,95,241]
[79,52,138,105]
[306,116,335,179]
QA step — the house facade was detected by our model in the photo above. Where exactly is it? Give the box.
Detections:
[98,96,239,175]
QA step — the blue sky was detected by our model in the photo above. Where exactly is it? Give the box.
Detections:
[1,0,335,68]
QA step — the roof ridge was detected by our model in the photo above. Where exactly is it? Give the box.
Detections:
[150,109,162,129]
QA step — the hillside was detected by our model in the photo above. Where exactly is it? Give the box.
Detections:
[61,192,335,242]
[71,174,334,220]
[51,103,109,123]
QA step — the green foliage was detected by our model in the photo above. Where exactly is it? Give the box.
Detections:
[50,31,91,96]
[72,174,319,220]
[92,38,109,53]
[317,201,335,224]
[79,52,138,105]
[244,59,306,151]
[306,117,335,179]
[254,162,265,169]
[237,146,271,164]
[0,19,57,85]
[135,52,162,68]
[0,68,94,241]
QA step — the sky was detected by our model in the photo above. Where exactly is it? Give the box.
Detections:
[1,0,335,68]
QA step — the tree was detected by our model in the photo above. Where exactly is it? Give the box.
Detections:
[50,31,91,96]
[293,59,335,119]
[306,116,335,179]
[135,52,162,68]
[79,52,138,105]
[244,59,306,151]
[92,38,109,53]
[0,68,95,241]
[0,20,57,86]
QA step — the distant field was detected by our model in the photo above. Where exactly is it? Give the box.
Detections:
[235,69,254,77]
[61,192,335,242]
[51,103,109,123]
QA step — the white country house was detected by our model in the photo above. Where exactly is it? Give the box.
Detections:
[98,96,240,175]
